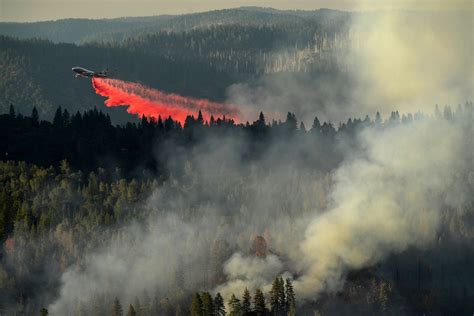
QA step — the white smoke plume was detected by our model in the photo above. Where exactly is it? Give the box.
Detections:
[48,112,472,314]
[294,117,470,299]
[227,5,473,124]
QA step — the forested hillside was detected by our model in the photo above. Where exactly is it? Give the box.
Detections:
[1,104,473,315]
[0,8,350,122]
[0,8,349,44]
[0,35,234,121]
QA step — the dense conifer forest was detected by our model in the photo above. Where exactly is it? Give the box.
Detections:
[1,103,473,315]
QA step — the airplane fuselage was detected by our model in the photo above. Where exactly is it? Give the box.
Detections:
[72,67,108,78]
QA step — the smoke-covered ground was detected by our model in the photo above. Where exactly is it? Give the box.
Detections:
[46,105,473,314]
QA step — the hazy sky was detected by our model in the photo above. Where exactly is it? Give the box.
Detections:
[1,0,471,22]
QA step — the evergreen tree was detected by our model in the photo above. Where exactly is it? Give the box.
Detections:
[31,107,39,126]
[311,116,321,132]
[9,104,15,117]
[190,293,203,316]
[63,109,70,126]
[40,307,48,316]
[196,110,204,126]
[111,297,123,316]
[285,112,297,131]
[157,115,164,131]
[228,294,242,316]
[242,288,251,315]
[126,304,136,316]
[253,289,266,315]
[53,106,63,128]
[201,292,214,316]
[285,278,296,316]
[375,111,382,126]
[214,292,226,316]
[257,111,266,129]
[299,121,306,132]
[270,277,286,315]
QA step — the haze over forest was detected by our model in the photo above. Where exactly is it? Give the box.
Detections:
[0,4,473,316]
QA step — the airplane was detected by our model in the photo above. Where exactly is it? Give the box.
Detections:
[72,67,109,78]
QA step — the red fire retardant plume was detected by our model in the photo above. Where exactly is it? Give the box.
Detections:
[92,78,240,124]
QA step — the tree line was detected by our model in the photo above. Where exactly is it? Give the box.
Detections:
[4,102,469,177]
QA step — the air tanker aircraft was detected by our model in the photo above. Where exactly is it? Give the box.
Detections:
[72,67,108,78]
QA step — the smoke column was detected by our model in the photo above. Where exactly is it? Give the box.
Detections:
[92,77,241,124]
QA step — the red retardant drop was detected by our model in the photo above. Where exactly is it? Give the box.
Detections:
[92,77,241,124]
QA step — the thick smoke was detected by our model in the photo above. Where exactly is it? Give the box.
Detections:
[48,133,327,313]
[213,116,472,302]
[294,118,469,299]
[48,112,472,314]
[347,8,473,116]
[226,6,473,123]
[92,77,242,124]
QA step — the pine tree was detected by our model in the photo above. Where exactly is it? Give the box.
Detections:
[278,277,287,315]
[242,288,251,315]
[228,294,242,316]
[214,292,226,316]
[126,304,136,316]
[9,104,15,117]
[40,307,48,316]
[312,116,321,132]
[111,297,123,316]
[270,278,279,315]
[270,277,286,315]
[285,112,297,131]
[375,111,382,126]
[285,278,296,316]
[257,112,266,129]
[253,288,266,315]
[299,121,306,132]
[63,109,70,126]
[31,107,39,126]
[53,106,63,128]
[190,293,203,316]
[201,292,214,316]
[154,115,163,131]
[197,110,204,125]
